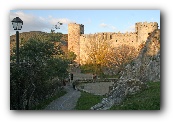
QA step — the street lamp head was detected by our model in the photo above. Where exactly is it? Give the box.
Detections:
[11,17,23,30]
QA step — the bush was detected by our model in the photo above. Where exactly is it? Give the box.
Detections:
[10,39,69,110]
[80,64,95,73]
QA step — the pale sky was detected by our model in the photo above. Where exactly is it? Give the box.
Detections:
[10,10,160,35]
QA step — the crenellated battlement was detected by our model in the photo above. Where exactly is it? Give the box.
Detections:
[135,22,158,27]
[80,32,137,40]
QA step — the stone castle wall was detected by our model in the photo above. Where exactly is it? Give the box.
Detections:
[79,32,140,64]
[10,22,159,65]
[67,22,158,64]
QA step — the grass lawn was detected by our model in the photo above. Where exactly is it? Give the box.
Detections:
[32,90,67,110]
[75,91,104,110]
[110,82,160,110]
[75,82,160,110]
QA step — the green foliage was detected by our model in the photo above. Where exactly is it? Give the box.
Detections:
[80,63,102,74]
[49,32,63,42]
[27,32,63,43]
[75,91,104,110]
[64,51,77,63]
[110,82,160,110]
[10,62,35,110]
[80,64,95,73]
[100,74,120,79]
[46,58,69,79]
[10,38,69,110]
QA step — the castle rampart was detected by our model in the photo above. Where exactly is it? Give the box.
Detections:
[68,22,159,64]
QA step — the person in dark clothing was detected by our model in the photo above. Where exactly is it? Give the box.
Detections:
[72,82,75,90]
[62,79,66,86]
[92,73,97,81]
[71,73,73,80]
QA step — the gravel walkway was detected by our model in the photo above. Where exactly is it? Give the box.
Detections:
[77,82,114,95]
[44,84,81,110]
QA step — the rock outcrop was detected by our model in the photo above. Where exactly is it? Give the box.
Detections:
[120,29,160,82]
[91,29,160,110]
[91,79,148,110]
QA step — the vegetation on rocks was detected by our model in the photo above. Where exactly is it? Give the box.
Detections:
[110,82,160,110]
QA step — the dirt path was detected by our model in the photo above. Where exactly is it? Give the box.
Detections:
[44,68,92,110]
[44,84,81,110]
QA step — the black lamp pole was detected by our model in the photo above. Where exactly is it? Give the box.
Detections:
[11,17,23,109]
[16,31,19,64]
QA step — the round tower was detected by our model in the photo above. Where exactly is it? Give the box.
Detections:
[68,23,84,64]
[135,22,158,43]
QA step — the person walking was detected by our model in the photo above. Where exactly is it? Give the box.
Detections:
[72,82,76,90]
[71,73,73,81]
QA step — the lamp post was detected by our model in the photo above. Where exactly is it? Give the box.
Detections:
[11,17,23,64]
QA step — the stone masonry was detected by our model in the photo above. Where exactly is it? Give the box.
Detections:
[68,23,84,63]
[68,22,159,64]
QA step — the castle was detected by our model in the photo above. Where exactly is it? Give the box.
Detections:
[10,22,159,65]
[68,22,159,64]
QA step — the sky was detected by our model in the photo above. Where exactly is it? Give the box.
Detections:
[10,10,160,36]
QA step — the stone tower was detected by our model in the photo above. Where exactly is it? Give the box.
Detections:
[68,23,84,63]
[135,22,158,43]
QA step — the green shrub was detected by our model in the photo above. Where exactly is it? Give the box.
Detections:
[80,64,95,73]
[10,39,69,110]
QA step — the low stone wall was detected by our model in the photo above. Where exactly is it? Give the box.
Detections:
[76,82,115,95]
[74,78,117,83]
[74,78,118,95]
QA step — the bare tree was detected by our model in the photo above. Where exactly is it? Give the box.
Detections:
[83,35,142,75]
[84,35,113,74]
[105,44,139,72]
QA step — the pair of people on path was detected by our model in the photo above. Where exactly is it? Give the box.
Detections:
[69,73,76,90]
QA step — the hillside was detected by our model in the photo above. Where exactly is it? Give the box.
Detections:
[10,31,68,55]
[10,31,68,42]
